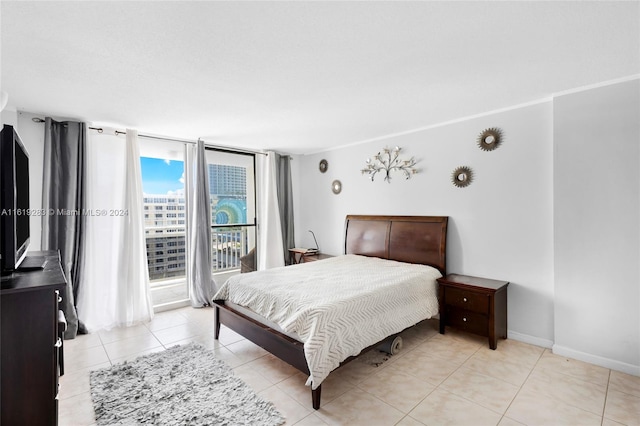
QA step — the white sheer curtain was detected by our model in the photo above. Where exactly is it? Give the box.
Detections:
[185,139,217,306]
[76,129,154,331]
[256,151,285,270]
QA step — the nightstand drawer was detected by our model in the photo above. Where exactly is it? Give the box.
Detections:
[444,287,489,314]
[446,307,488,336]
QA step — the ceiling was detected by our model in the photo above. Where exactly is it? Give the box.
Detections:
[2,1,638,155]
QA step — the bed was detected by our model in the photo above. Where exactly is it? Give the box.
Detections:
[212,215,448,409]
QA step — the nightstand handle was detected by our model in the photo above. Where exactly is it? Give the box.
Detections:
[463,297,467,302]
[463,317,467,322]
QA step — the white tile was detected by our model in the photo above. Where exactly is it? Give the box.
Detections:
[97,324,151,344]
[102,333,163,360]
[57,305,626,426]
[534,350,610,387]
[258,385,312,425]
[58,362,109,400]
[216,325,246,345]
[315,388,405,426]
[294,413,330,425]
[604,388,640,425]
[58,391,96,426]
[225,338,269,363]
[171,333,224,350]
[151,322,205,346]
[506,387,602,426]
[108,345,167,365]
[440,367,520,414]
[233,364,276,392]
[278,371,355,408]
[246,353,300,384]
[63,332,102,352]
[609,369,640,398]
[391,349,461,386]
[395,415,426,426]
[463,353,533,387]
[64,345,110,372]
[411,333,482,365]
[144,309,190,332]
[359,364,436,413]
[521,368,606,415]
[408,388,502,426]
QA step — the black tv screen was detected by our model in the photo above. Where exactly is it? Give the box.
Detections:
[1,124,30,271]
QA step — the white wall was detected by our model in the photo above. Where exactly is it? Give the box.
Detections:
[293,78,640,375]
[1,109,18,127]
[293,101,555,347]
[553,79,640,375]
[15,111,47,251]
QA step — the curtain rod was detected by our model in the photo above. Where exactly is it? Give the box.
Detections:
[31,117,267,156]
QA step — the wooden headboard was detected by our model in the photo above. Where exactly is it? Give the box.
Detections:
[344,215,448,275]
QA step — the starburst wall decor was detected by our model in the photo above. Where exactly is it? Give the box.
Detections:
[477,128,502,151]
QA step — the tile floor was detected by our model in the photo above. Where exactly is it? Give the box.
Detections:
[59,307,640,426]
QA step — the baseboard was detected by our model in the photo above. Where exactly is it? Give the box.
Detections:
[552,344,640,377]
[507,330,554,349]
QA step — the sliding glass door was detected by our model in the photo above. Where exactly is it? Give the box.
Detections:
[204,149,257,274]
[139,141,257,311]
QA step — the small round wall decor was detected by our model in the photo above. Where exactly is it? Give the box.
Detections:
[331,180,342,194]
[452,166,473,188]
[477,128,502,151]
[319,159,328,173]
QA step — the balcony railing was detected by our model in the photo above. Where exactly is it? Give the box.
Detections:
[145,225,253,281]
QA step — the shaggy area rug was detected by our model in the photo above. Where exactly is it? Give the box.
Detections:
[90,343,284,426]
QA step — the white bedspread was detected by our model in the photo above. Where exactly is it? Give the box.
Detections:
[213,254,441,388]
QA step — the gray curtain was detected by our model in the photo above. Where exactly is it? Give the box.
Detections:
[186,139,217,306]
[276,154,295,264]
[41,118,86,339]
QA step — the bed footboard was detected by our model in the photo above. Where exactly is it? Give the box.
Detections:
[213,301,323,409]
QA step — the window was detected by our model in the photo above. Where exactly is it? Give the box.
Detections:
[140,139,188,310]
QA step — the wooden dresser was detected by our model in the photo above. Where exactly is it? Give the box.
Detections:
[437,274,509,349]
[1,251,67,425]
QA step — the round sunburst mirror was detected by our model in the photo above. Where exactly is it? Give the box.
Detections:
[477,128,502,151]
[331,180,342,194]
[319,159,328,173]
[452,166,473,188]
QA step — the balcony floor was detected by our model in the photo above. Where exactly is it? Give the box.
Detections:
[150,280,189,308]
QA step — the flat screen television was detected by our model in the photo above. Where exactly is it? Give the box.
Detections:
[0,124,30,272]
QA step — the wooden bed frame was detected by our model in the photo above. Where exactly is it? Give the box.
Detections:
[213,215,448,409]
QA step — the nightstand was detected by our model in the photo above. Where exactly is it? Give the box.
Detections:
[437,274,509,350]
[299,253,333,263]
[288,249,333,264]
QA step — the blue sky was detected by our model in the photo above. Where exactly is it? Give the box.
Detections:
[140,157,184,195]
